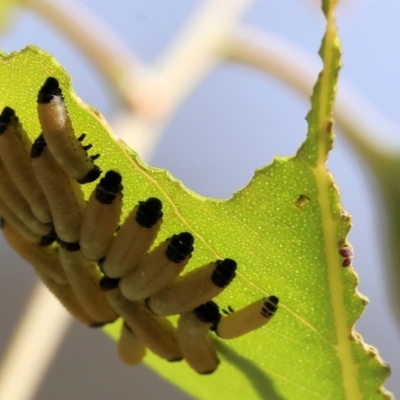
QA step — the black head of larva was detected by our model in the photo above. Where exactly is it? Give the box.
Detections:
[99,276,120,291]
[165,232,194,263]
[97,257,106,273]
[95,170,123,204]
[135,197,163,228]
[57,238,80,252]
[269,295,279,306]
[30,133,47,158]
[77,166,102,184]
[0,216,4,229]
[194,301,222,327]
[211,258,237,288]
[261,296,279,318]
[123,321,133,333]
[39,226,57,247]
[89,321,110,329]
[37,77,63,104]
[0,106,16,134]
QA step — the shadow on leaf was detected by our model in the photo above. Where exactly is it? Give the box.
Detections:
[216,340,285,400]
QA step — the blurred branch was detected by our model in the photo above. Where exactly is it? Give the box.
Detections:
[114,0,256,152]
[23,0,255,120]
[0,281,72,400]
[151,0,255,119]
[24,0,256,158]
[21,0,145,110]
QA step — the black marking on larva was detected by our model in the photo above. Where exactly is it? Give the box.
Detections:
[194,301,221,330]
[222,305,235,315]
[211,259,237,288]
[198,366,219,375]
[165,232,194,263]
[77,133,86,142]
[82,144,93,151]
[260,296,279,318]
[37,77,63,104]
[95,170,122,204]
[77,166,102,184]
[57,238,80,252]
[135,197,163,228]
[168,357,184,363]
[89,316,118,328]
[123,321,133,333]
[97,257,106,273]
[90,321,108,328]
[99,276,120,291]
[144,297,152,312]
[261,307,274,318]
[30,133,47,158]
[0,216,4,229]
[90,154,100,161]
[39,226,57,247]
[0,106,16,134]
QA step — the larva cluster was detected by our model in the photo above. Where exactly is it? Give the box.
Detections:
[0,77,279,374]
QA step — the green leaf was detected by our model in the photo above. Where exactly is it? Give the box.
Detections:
[0,2,391,399]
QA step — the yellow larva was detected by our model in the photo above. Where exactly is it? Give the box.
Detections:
[58,243,118,325]
[100,277,183,362]
[37,77,101,184]
[31,134,86,245]
[36,270,97,327]
[146,258,237,316]
[177,301,221,375]
[0,156,52,237]
[2,219,95,326]
[2,219,67,285]
[80,170,123,261]
[215,296,279,340]
[119,232,194,301]
[117,322,146,366]
[0,198,43,244]
[0,107,52,224]
[101,197,163,278]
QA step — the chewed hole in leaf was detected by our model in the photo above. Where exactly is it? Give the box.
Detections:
[151,63,309,199]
